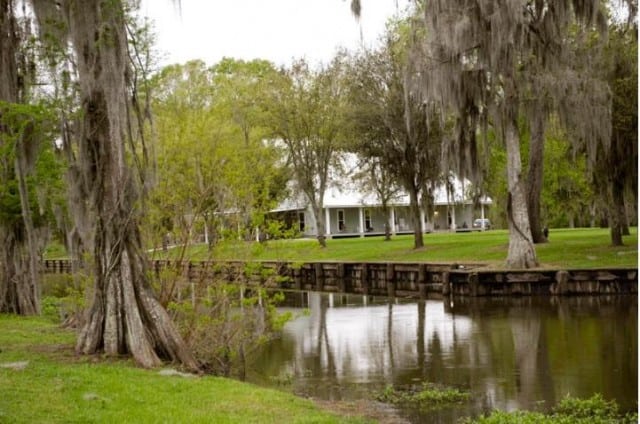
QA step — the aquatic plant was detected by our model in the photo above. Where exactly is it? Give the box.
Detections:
[376,382,470,408]
[464,394,637,424]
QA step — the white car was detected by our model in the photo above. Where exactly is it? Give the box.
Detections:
[473,218,491,230]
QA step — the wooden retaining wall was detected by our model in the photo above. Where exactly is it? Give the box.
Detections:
[43,259,637,298]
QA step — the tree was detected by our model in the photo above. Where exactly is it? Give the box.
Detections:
[264,59,347,247]
[345,21,442,249]
[0,102,58,315]
[591,22,638,245]
[209,58,290,241]
[148,60,232,277]
[0,0,56,315]
[416,1,609,268]
[352,156,402,241]
[28,0,199,370]
[149,59,287,257]
[541,130,593,229]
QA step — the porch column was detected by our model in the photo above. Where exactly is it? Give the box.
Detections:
[481,202,486,231]
[390,207,397,235]
[451,204,457,230]
[358,207,364,237]
[420,208,426,233]
[325,207,331,237]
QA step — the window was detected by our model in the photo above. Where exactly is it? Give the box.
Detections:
[364,209,372,231]
[298,212,305,232]
[337,209,345,231]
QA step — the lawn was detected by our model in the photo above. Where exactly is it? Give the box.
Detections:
[150,227,638,269]
[0,315,368,423]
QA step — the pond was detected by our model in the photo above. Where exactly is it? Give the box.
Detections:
[247,292,637,423]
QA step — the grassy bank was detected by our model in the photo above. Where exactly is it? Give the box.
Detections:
[0,315,367,424]
[2,315,636,424]
[149,227,637,269]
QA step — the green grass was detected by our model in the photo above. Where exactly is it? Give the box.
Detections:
[150,227,638,269]
[0,315,368,424]
[42,240,69,259]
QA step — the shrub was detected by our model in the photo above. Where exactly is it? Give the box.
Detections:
[167,263,291,378]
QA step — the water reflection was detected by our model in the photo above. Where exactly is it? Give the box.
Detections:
[249,293,637,422]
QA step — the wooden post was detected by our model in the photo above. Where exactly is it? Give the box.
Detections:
[441,271,451,296]
[555,270,569,295]
[293,268,302,290]
[361,263,369,295]
[386,263,395,298]
[385,263,395,282]
[314,263,324,291]
[468,272,479,297]
[418,264,427,299]
[337,263,346,293]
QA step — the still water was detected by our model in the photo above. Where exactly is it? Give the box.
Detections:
[248,293,637,423]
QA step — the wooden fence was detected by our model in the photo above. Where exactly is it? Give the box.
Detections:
[43,259,637,298]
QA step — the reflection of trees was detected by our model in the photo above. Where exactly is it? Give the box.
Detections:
[450,296,638,412]
[387,302,396,372]
[604,297,638,408]
[248,294,637,413]
[417,301,425,378]
[316,293,337,380]
[510,305,555,408]
[545,296,638,412]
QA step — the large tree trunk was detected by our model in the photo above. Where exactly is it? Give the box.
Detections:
[12,141,41,314]
[608,177,625,246]
[505,118,538,269]
[526,112,547,243]
[69,0,198,371]
[0,237,40,314]
[407,184,424,249]
[621,193,630,236]
[0,0,40,315]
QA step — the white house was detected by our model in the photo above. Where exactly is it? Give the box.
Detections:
[271,176,492,239]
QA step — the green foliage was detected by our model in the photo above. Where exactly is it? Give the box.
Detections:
[164,264,292,377]
[376,382,470,409]
[0,100,63,233]
[41,265,92,324]
[553,394,624,421]
[0,180,22,228]
[146,59,288,250]
[343,19,442,206]
[539,127,593,228]
[40,296,62,322]
[464,394,637,424]
[485,119,595,229]
[261,56,351,245]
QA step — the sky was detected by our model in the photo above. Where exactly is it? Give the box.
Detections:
[139,0,406,68]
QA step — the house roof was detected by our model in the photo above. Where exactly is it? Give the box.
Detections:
[273,177,491,212]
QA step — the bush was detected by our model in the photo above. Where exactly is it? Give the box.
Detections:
[166,263,291,378]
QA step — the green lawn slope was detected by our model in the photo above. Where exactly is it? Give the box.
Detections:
[0,315,368,424]
[149,228,637,269]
